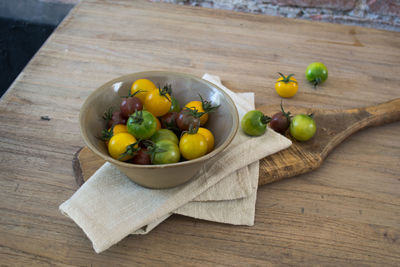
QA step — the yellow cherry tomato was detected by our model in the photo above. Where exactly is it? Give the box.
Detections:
[108,132,138,161]
[131,79,157,103]
[185,101,208,126]
[275,73,298,98]
[184,96,219,126]
[144,88,172,117]
[104,124,128,146]
[197,127,214,153]
[179,132,207,160]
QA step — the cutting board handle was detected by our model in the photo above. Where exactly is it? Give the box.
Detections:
[363,98,400,126]
[319,98,400,159]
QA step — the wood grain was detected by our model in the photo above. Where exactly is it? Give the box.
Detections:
[1,0,400,265]
[73,98,400,187]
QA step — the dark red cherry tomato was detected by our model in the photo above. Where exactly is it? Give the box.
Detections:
[108,111,127,128]
[160,112,179,131]
[269,104,291,134]
[130,148,151,165]
[120,97,143,117]
[176,108,201,131]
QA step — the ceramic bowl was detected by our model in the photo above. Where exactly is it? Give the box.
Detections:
[79,71,239,189]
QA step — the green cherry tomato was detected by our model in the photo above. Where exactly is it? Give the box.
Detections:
[127,110,157,139]
[289,114,317,141]
[305,62,328,87]
[151,129,179,144]
[169,96,181,112]
[241,110,270,136]
[152,140,180,164]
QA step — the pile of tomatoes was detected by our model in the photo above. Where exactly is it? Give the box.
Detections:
[241,104,316,142]
[101,79,219,165]
[242,62,328,141]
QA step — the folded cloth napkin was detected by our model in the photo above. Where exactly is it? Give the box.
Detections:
[60,74,292,253]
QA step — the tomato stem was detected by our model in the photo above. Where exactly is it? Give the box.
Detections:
[121,89,146,98]
[188,122,200,134]
[101,127,113,141]
[119,141,141,160]
[145,141,168,163]
[277,72,297,84]
[280,101,292,122]
[312,77,322,88]
[180,121,200,138]
[102,107,113,127]
[158,84,172,102]
[183,107,206,118]
[199,94,220,113]
[261,115,272,125]
[130,110,144,125]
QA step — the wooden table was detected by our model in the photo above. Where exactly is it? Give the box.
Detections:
[1,0,399,265]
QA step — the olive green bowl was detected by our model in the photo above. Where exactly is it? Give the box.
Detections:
[79,71,239,189]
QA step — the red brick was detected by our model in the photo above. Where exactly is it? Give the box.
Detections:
[270,0,357,11]
[368,0,400,16]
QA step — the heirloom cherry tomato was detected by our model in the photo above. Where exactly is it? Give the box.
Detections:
[184,95,219,125]
[275,73,298,98]
[101,124,128,145]
[109,111,127,128]
[103,108,128,128]
[151,129,179,144]
[289,114,317,141]
[160,112,180,133]
[151,140,180,164]
[176,108,201,131]
[197,127,214,153]
[108,132,139,161]
[144,85,172,117]
[305,62,328,87]
[131,79,157,103]
[241,110,271,136]
[179,126,208,160]
[269,103,291,134]
[126,110,157,139]
[130,148,151,165]
[120,94,143,117]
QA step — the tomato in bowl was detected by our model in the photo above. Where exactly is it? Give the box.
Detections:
[79,71,239,189]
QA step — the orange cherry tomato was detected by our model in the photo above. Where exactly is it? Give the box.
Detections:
[144,87,172,117]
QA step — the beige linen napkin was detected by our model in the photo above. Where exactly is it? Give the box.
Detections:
[60,74,292,253]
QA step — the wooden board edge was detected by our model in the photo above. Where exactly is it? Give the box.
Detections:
[72,147,85,187]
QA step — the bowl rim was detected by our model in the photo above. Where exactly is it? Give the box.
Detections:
[79,71,239,169]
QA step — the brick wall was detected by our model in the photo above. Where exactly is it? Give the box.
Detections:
[154,0,400,32]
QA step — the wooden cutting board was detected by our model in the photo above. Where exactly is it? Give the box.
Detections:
[73,98,400,187]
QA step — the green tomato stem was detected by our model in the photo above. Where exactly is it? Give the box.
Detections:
[277,72,297,84]
[261,115,272,125]
[280,101,292,122]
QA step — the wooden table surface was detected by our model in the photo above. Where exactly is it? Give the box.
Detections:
[1,0,399,265]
